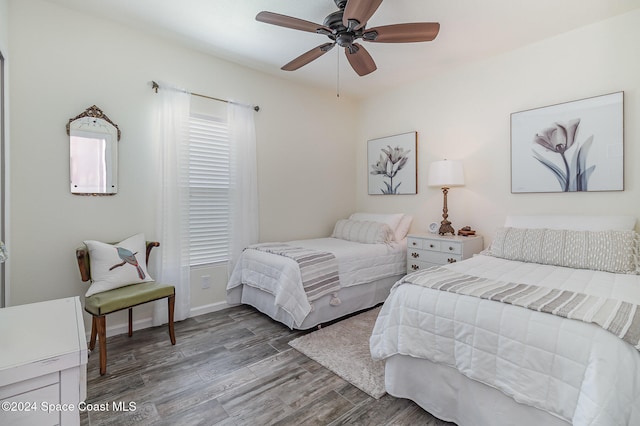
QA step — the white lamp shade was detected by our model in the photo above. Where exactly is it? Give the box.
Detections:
[428,160,465,187]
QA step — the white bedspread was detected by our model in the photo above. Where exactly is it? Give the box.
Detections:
[227,237,406,327]
[370,254,640,426]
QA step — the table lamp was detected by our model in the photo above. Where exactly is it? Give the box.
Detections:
[428,159,464,235]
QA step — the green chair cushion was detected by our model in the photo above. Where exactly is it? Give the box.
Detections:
[85,282,175,316]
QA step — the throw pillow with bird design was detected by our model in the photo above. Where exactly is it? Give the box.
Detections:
[84,233,154,297]
[109,246,146,279]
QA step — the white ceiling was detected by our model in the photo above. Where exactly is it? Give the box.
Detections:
[45,0,640,98]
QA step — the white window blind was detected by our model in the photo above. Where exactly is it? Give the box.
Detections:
[188,113,229,266]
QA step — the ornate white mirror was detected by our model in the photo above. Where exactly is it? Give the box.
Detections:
[66,105,120,195]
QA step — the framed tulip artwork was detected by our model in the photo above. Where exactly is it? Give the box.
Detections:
[511,92,623,193]
[368,131,417,195]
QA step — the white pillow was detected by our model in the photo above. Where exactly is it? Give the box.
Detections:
[394,215,413,241]
[332,219,395,244]
[504,215,636,231]
[84,233,154,297]
[349,213,405,232]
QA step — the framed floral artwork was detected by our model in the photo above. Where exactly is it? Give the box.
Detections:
[511,92,623,193]
[368,131,417,195]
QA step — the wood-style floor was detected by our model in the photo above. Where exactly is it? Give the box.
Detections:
[80,305,455,425]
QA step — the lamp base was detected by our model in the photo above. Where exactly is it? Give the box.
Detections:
[438,220,455,236]
[438,186,456,235]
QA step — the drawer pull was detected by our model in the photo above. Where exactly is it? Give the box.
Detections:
[447,258,457,263]
[429,244,435,248]
[411,264,419,271]
[448,246,454,251]
[412,241,418,246]
[411,252,419,258]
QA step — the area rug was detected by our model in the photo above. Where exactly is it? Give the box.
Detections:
[288,306,385,399]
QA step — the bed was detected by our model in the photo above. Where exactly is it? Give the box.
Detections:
[370,215,640,426]
[227,213,411,329]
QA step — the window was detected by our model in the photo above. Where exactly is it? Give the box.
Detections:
[188,113,229,266]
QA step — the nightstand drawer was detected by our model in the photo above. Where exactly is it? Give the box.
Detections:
[422,240,442,252]
[407,250,462,271]
[409,237,444,252]
[410,238,462,255]
[409,249,461,263]
[406,234,483,272]
[408,260,440,272]
[407,237,424,249]
[425,251,462,264]
[440,242,462,255]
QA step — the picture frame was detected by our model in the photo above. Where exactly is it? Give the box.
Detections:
[511,92,623,193]
[368,131,417,195]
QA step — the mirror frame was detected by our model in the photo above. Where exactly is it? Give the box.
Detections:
[66,105,120,196]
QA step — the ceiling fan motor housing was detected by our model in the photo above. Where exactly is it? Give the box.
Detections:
[323,9,365,47]
[323,10,347,32]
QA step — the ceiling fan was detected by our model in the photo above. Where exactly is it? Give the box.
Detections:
[256,0,440,77]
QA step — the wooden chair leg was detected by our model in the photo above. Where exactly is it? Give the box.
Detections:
[89,317,97,351]
[96,315,107,375]
[128,308,133,337]
[168,294,176,345]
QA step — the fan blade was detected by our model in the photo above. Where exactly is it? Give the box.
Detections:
[256,11,331,34]
[363,23,440,43]
[343,0,383,30]
[345,43,377,76]
[282,43,335,71]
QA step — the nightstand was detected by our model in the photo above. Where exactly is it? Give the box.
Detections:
[0,297,87,426]
[407,234,483,273]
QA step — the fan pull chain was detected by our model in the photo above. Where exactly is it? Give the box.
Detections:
[336,47,340,98]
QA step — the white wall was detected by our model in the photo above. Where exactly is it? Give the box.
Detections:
[7,0,357,332]
[356,9,640,244]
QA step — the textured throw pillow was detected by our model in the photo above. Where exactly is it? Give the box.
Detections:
[84,233,154,297]
[489,227,639,274]
[332,219,395,244]
[348,213,404,233]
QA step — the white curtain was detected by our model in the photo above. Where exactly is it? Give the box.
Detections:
[228,102,259,273]
[152,82,191,324]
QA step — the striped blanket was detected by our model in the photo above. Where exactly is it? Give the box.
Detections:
[402,266,640,351]
[250,243,341,305]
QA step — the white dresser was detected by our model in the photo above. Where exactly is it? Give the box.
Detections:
[407,234,484,273]
[0,297,87,426]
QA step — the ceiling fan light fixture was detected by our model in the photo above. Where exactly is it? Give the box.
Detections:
[336,33,356,47]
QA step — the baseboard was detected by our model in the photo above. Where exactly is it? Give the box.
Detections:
[189,300,230,317]
[85,301,232,341]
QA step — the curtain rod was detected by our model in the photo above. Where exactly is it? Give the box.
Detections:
[151,81,259,112]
